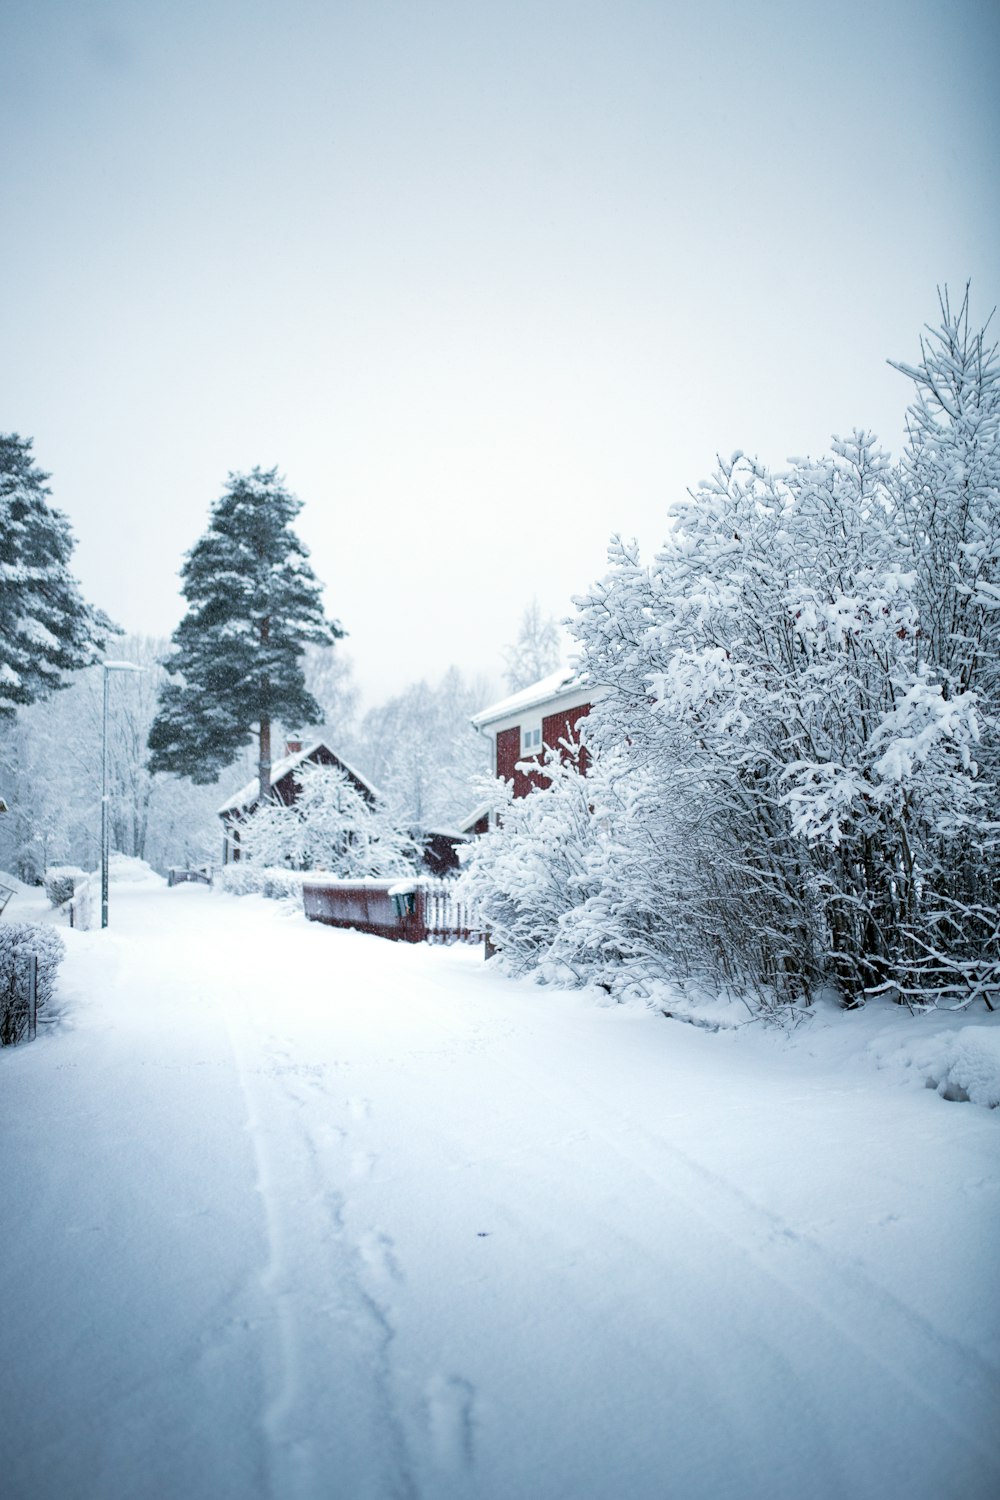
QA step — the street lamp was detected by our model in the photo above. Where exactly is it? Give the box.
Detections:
[101,660,145,929]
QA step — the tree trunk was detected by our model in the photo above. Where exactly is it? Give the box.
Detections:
[259,714,272,805]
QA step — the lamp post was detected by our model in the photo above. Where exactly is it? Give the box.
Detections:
[101,660,145,929]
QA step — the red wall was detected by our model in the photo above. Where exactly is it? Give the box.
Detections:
[496,703,592,798]
[542,703,591,773]
[496,727,521,783]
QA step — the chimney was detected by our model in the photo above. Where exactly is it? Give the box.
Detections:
[285,734,303,755]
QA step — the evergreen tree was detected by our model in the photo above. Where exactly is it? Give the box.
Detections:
[0,433,114,716]
[148,468,342,801]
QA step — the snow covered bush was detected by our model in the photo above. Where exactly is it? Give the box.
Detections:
[458,746,604,976]
[567,290,999,1010]
[216,865,309,900]
[0,922,64,1045]
[43,866,86,908]
[469,290,999,1014]
[235,764,415,880]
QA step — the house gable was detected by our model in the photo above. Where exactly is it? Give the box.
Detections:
[218,739,379,862]
[472,673,602,800]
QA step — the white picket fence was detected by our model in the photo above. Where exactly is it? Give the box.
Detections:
[420,878,483,944]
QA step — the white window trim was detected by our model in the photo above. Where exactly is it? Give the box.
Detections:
[520,718,543,754]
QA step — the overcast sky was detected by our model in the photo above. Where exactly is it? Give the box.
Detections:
[2,0,998,708]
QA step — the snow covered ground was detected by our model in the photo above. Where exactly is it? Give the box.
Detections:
[2,874,998,1500]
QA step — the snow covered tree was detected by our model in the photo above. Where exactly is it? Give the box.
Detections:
[0,634,225,881]
[0,696,88,881]
[354,667,492,831]
[882,288,1000,1009]
[466,290,998,1013]
[458,741,610,977]
[148,468,342,804]
[572,434,986,1006]
[502,598,562,692]
[0,434,114,716]
[237,763,414,877]
[301,641,359,743]
[889,286,1000,702]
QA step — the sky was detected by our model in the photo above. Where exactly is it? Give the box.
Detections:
[2,0,998,709]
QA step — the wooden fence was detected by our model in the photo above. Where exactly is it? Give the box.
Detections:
[302,877,483,946]
[421,880,481,944]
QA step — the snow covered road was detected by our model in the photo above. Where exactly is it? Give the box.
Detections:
[2,879,999,1499]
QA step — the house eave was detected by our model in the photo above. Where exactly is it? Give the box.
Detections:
[471,679,605,739]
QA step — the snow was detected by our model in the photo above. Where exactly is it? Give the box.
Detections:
[1,880,998,1499]
[470,667,581,728]
[868,1021,1000,1108]
[217,741,380,815]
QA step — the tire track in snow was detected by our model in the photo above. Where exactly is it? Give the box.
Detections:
[249,1041,482,1497]
[223,1014,420,1500]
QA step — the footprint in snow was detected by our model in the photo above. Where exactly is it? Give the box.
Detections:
[425,1374,476,1470]
[358,1229,404,1286]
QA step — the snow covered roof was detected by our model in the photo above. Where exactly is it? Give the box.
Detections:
[455,801,492,833]
[217,740,380,816]
[470,668,583,729]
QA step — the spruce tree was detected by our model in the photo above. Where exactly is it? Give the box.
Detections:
[147,467,343,801]
[0,433,114,717]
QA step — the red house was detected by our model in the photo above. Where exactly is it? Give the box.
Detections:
[471,669,603,801]
[218,738,378,864]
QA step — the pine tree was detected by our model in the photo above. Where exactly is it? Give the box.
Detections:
[148,467,343,801]
[0,433,114,716]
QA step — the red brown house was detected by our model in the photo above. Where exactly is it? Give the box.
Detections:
[471,669,604,801]
[218,738,378,864]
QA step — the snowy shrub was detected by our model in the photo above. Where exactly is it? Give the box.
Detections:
[106,854,161,884]
[43,866,86,908]
[567,292,999,1011]
[215,865,261,897]
[458,745,606,977]
[0,922,65,1045]
[261,870,309,901]
[236,764,416,879]
[216,865,308,900]
[470,291,999,1015]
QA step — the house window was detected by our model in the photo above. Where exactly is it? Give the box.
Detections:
[521,722,542,754]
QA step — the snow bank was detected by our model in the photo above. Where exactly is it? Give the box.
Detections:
[106,854,164,885]
[0,871,52,925]
[216,865,309,899]
[868,1021,1000,1108]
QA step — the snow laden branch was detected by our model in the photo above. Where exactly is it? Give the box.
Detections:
[464,291,1000,1013]
[234,764,415,879]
